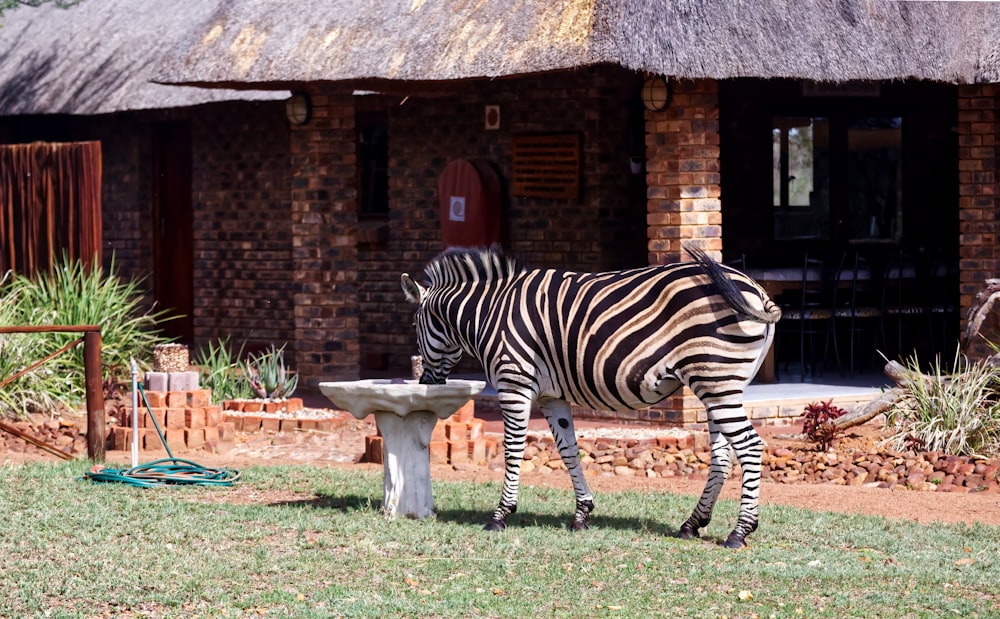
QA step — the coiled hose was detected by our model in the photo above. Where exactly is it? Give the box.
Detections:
[83,383,241,488]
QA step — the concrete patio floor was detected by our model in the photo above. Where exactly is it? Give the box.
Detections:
[305,369,895,434]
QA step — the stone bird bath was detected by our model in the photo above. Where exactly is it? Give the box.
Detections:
[318,378,486,519]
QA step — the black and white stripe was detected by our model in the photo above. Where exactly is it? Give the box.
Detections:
[401,246,781,547]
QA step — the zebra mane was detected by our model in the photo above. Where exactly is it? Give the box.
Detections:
[424,246,523,287]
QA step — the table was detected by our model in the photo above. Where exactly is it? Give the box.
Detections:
[744,268,812,383]
[744,265,876,383]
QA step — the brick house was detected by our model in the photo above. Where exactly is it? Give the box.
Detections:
[0,0,289,346]
[5,1,1000,423]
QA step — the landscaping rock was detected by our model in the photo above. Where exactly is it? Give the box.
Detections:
[516,431,999,494]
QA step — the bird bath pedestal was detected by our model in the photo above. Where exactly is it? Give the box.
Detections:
[318,379,486,519]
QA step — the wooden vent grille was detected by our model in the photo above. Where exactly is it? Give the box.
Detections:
[512,133,580,199]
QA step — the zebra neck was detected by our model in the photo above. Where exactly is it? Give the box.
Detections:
[438,279,505,360]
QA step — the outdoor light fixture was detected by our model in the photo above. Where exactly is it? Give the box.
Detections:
[641,76,672,111]
[285,93,312,125]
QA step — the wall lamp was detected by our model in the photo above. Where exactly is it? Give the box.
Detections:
[285,93,312,125]
[641,76,672,112]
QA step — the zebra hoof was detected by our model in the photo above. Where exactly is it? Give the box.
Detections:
[677,524,700,540]
[723,532,748,549]
[570,518,590,531]
[484,519,507,532]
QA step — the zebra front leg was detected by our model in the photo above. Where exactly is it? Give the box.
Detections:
[679,428,733,540]
[485,393,533,532]
[539,398,595,531]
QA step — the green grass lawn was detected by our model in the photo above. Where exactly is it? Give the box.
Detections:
[0,462,996,618]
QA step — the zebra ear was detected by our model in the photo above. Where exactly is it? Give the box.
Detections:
[400,273,426,304]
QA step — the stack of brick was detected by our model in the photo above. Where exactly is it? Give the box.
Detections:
[222,398,349,433]
[363,401,500,466]
[107,388,235,454]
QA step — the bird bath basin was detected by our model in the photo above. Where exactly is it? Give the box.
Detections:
[318,378,486,519]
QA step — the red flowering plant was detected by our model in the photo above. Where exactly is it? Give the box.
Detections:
[801,400,848,451]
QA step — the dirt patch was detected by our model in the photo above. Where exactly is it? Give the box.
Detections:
[4,412,999,527]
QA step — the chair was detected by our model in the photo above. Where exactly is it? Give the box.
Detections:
[832,250,883,375]
[880,249,924,361]
[774,254,834,381]
[723,253,747,271]
[923,254,960,362]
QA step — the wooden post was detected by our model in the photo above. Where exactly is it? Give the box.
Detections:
[84,330,105,461]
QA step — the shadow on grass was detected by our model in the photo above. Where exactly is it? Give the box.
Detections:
[269,493,379,512]
[273,492,698,537]
[435,505,685,538]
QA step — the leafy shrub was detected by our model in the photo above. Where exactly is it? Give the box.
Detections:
[0,256,176,417]
[192,337,254,402]
[242,344,298,399]
[885,350,1000,458]
[0,331,61,417]
[801,399,848,451]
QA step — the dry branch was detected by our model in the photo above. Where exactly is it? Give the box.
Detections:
[962,278,1000,352]
[0,420,75,461]
[831,386,901,430]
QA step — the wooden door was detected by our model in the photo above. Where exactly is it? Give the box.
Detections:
[152,122,193,343]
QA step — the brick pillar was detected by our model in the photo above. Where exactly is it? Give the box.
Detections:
[645,78,722,265]
[291,91,360,385]
[644,78,721,427]
[958,85,1000,360]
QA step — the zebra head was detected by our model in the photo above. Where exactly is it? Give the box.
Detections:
[401,272,462,385]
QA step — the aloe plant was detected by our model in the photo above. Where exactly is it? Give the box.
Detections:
[241,344,298,399]
[192,337,255,402]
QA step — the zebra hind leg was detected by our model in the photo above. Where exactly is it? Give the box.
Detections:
[721,423,765,549]
[540,398,596,531]
[679,429,733,541]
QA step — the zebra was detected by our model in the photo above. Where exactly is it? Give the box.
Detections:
[400,245,781,548]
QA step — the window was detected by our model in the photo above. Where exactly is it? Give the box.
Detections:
[357,112,388,217]
[773,117,830,240]
[772,115,902,242]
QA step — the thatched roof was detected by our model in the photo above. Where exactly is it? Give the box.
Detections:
[156,0,599,89]
[0,0,287,116]
[603,0,993,84]
[155,0,1000,89]
[978,22,1000,84]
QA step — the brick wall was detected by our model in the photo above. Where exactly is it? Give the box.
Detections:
[0,114,155,286]
[646,78,722,265]
[290,90,360,384]
[3,103,303,361]
[358,66,647,372]
[958,84,1000,360]
[190,101,296,350]
[94,116,154,284]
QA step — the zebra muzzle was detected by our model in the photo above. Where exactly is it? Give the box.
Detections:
[419,372,446,385]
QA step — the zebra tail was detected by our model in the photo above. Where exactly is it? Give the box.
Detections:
[686,246,781,324]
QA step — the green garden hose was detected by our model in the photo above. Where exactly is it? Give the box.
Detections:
[83,382,241,487]
[84,457,241,487]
